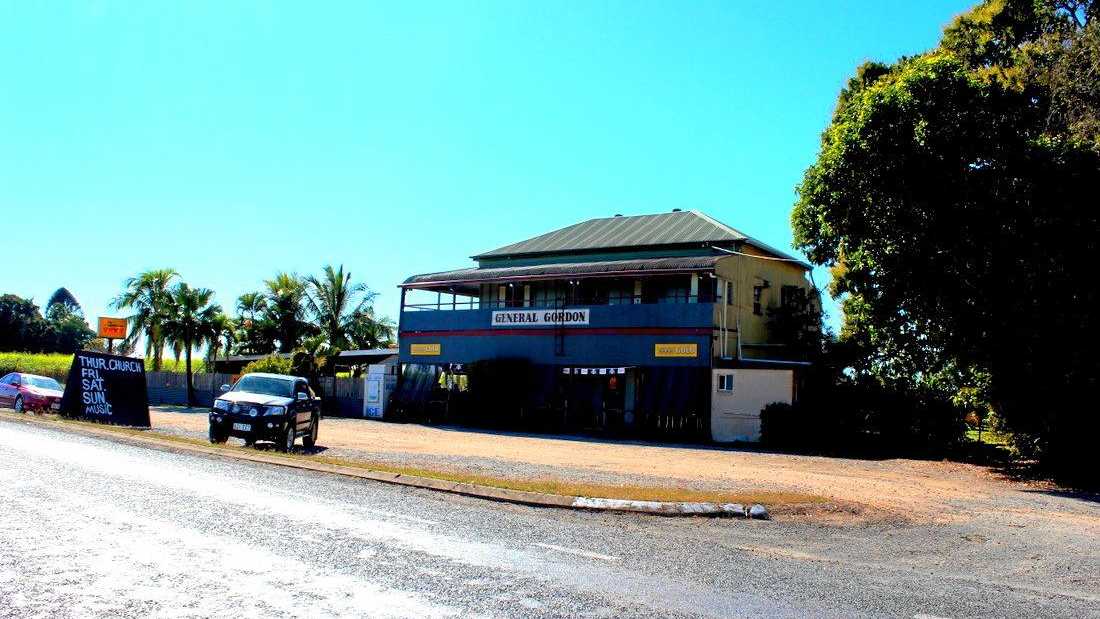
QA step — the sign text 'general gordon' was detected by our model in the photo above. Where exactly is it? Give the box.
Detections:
[491,308,590,327]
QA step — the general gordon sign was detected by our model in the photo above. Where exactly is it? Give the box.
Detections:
[60,350,150,427]
[491,308,590,327]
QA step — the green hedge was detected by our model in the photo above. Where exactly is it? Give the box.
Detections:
[240,355,293,375]
[0,352,73,382]
[0,352,207,383]
[154,358,207,373]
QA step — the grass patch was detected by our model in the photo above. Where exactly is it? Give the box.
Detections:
[6,411,826,507]
[305,455,827,506]
[965,425,1013,447]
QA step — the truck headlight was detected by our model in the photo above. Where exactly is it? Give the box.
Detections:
[213,399,229,411]
[264,405,286,416]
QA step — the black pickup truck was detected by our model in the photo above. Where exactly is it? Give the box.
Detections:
[209,372,320,452]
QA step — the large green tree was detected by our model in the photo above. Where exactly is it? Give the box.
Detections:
[43,287,94,352]
[0,295,50,352]
[792,0,1098,478]
[0,292,93,353]
[45,287,82,321]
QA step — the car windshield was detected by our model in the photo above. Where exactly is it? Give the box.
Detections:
[25,376,62,390]
[232,375,293,397]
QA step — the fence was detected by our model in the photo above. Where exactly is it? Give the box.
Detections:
[145,372,365,416]
[146,372,236,408]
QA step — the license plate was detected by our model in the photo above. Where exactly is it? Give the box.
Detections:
[232,423,251,432]
[50,402,61,410]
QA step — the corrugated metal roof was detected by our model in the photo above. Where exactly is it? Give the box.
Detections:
[403,255,724,287]
[473,210,748,259]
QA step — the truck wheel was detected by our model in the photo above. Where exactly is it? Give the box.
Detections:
[279,423,295,453]
[208,424,227,444]
[303,416,318,449]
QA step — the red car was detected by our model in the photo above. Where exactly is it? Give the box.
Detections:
[0,372,64,414]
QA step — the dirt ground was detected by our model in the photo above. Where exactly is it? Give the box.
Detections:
[152,406,1100,531]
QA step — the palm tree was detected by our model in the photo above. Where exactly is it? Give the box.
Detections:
[291,333,338,391]
[236,291,267,321]
[112,269,179,370]
[204,312,236,372]
[163,283,221,407]
[305,264,376,348]
[346,309,396,349]
[263,273,311,353]
[235,291,271,354]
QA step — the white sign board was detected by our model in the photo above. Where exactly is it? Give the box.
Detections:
[363,364,396,419]
[491,308,589,327]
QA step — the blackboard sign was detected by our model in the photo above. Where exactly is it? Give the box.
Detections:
[60,350,151,428]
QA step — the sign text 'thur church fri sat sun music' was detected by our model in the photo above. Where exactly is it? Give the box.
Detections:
[60,350,151,427]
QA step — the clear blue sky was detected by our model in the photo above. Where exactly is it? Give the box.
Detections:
[2,1,971,336]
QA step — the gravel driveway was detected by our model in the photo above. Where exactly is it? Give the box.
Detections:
[149,407,1100,525]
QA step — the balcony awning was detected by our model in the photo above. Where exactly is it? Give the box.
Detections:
[401,255,725,289]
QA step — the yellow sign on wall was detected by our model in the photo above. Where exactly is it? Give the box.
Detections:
[97,317,128,339]
[410,343,441,356]
[654,343,698,358]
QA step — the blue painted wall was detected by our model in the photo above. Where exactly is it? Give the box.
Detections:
[400,303,714,367]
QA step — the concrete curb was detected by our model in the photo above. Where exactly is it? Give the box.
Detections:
[0,412,769,519]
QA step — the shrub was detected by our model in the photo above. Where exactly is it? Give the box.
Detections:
[241,355,293,376]
[759,402,800,448]
[760,380,967,458]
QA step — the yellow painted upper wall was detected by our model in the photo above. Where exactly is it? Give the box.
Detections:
[713,249,816,358]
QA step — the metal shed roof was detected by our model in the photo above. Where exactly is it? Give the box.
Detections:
[472,210,800,261]
[402,255,725,288]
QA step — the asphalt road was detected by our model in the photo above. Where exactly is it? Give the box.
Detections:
[0,421,1096,618]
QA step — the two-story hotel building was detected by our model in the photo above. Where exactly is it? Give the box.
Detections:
[394,210,816,441]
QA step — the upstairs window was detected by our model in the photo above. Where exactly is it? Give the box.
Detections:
[752,283,767,315]
[717,373,734,392]
[780,285,805,309]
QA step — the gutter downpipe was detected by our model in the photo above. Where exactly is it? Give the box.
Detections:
[736,251,743,361]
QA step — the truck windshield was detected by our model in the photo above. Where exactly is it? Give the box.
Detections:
[232,376,293,397]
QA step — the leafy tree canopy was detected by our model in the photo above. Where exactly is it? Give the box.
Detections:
[792,0,1098,477]
[0,293,94,354]
[45,287,82,321]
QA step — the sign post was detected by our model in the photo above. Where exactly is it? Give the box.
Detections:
[60,350,151,427]
[97,317,128,354]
